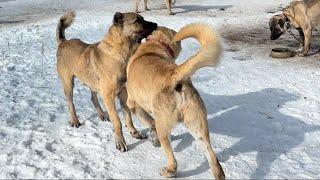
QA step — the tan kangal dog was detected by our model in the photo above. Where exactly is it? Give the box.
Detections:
[126,24,225,179]
[56,11,157,151]
[134,0,175,15]
[269,0,320,56]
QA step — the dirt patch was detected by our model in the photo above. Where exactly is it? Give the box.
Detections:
[222,26,271,45]
[222,25,320,54]
[221,24,320,67]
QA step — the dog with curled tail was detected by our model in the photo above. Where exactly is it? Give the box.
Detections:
[126,24,225,179]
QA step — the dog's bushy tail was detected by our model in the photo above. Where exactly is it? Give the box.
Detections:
[172,23,222,84]
[56,11,75,44]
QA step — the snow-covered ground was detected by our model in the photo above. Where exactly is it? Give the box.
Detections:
[0,0,320,179]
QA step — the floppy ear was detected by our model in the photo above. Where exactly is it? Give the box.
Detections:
[113,12,124,26]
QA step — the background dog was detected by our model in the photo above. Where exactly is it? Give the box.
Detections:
[269,14,288,41]
[126,24,225,179]
[134,0,175,15]
[269,0,320,56]
[56,11,157,152]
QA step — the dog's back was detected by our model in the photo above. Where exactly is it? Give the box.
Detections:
[288,0,320,26]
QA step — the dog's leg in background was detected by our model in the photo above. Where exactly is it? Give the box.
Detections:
[91,91,109,121]
[144,0,150,11]
[102,90,127,152]
[183,107,225,180]
[301,24,312,56]
[134,0,141,13]
[118,89,146,139]
[165,0,174,15]
[60,74,81,127]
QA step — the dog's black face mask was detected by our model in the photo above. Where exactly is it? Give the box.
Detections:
[113,12,157,42]
[269,15,287,40]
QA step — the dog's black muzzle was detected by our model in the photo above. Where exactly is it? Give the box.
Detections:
[142,21,157,36]
[270,31,283,40]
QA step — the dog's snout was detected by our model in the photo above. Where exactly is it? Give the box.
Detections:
[151,22,157,29]
[144,21,157,30]
[270,35,275,40]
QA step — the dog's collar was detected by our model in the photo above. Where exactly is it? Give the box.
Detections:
[282,13,291,29]
[146,37,174,59]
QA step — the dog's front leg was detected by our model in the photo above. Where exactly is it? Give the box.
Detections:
[298,28,305,49]
[144,0,150,11]
[300,23,312,56]
[102,90,127,152]
[293,28,305,53]
[61,75,81,127]
[118,88,147,139]
[165,0,174,15]
[134,0,141,13]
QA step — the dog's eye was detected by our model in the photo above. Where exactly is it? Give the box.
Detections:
[279,21,284,27]
[134,17,143,23]
[134,19,140,23]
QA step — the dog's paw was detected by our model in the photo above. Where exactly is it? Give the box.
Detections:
[130,131,147,139]
[135,10,141,14]
[169,12,175,15]
[99,112,110,121]
[294,47,303,53]
[115,135,128,152]
[71,120,81,128]
[145,8,150,11]
[160,167,176,178]
[298,52,306,57]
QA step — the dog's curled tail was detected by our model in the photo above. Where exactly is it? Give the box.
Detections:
[172,23,222,84]
[56,11,75,44]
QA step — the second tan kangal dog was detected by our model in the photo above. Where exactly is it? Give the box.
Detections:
[126,24,225,179]
[269,0,320,56]
[56,11,157,152]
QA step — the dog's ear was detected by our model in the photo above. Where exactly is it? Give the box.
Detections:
[113,12,124,26]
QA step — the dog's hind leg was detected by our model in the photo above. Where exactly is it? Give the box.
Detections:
[91,90,109,121]
[165,0,174,15]
[118,88,146,139]
[60,73,81,128]
[184,112,225,180]
[155,117,177,177]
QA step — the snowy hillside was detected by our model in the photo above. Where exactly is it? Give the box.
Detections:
[0,0,319,179]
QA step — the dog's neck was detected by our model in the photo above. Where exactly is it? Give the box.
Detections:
[146,36,174,59]
[97,26,139,63]
[282,12,292,24]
